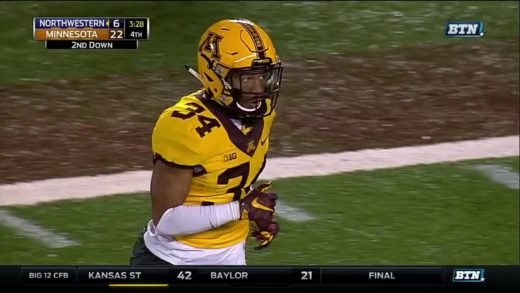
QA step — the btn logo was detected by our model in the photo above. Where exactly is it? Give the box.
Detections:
[452,269,485,282]
[445,21,484,37]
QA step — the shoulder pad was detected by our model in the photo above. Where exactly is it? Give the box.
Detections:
[152,98,207,167]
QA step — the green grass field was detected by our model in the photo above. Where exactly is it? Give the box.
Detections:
[1,157,517,265]
[0,1,517,83]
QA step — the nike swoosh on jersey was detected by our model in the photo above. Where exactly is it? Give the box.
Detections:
[261,137,268,145]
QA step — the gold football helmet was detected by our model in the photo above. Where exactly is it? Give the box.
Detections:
[193,19,283,117]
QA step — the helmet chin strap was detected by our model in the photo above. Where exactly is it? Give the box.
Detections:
[185,65,204,84]
[235,100,262,113]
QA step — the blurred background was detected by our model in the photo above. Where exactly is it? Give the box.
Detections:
[0,1,518,265]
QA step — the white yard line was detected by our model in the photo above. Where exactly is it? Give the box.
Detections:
[276,200,315,222]
[0,170,151,206]
[0,209,79,248]
[259,135,519,180]
[0,136,518,208]
[342,227,377,239]
[473,164,519,190]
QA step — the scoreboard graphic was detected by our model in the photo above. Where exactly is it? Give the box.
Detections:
[1,265,519,289]
[33,17,149,50]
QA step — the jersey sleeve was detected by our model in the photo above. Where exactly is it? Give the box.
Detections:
[152,107,204,167]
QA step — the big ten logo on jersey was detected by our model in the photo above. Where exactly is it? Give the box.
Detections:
[445,21,485,37]
[171,102,220,138]
[224,152,237,162]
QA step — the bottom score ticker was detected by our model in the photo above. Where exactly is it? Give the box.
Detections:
[46,40,138,50]
[1,265,518,289]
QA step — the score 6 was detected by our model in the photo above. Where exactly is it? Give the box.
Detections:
[108,18,125,29]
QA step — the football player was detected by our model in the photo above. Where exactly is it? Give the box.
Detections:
[130,19,283,265]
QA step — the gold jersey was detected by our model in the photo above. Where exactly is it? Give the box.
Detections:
[151,90,275,249]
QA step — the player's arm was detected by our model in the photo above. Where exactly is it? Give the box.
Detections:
[150,158,242,237]
[150,159,193,226]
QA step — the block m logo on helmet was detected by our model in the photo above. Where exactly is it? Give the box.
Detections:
[200,32,224,60]
[445,21,485,37]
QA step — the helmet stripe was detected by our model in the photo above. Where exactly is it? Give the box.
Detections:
[238,22,266,59]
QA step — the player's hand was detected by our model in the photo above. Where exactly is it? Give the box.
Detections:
[251,220,280,250]
[240,181,277,222]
